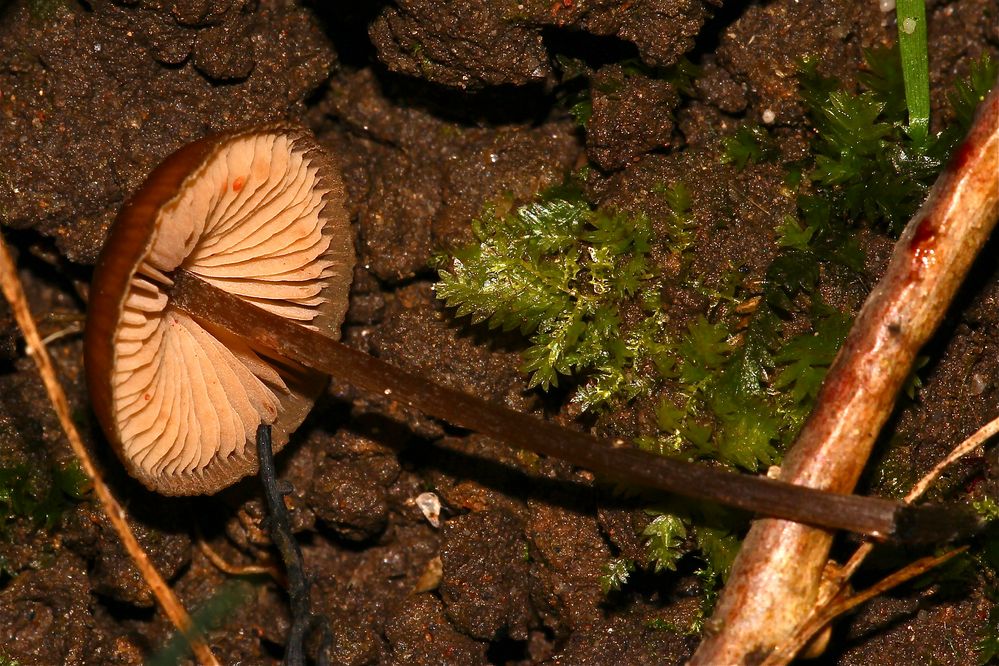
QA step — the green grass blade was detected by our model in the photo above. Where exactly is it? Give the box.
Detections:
[896,0,930,146]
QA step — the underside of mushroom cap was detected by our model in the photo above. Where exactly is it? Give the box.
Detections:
[85,126,353,495]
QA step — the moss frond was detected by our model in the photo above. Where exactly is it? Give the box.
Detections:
[720,125,778,170]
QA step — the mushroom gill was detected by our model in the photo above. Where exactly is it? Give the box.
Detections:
[85,126,353,495]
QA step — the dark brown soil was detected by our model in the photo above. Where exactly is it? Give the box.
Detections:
[0,0,996,664]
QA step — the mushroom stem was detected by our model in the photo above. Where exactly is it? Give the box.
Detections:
[167,270,980,544]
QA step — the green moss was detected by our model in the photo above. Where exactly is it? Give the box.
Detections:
[435,184,665,396]
[720,125,777,170]
[975,497,999,522]
[569,99,593,127]
[600,557,635,594]
[434,175,852,574]
[949,53,998,130]
[0,459,88,536]
[642,512,687,573]
[799,48,996,235]
[435,46,998,604]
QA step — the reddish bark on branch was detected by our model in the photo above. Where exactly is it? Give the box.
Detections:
[692,82,999,664]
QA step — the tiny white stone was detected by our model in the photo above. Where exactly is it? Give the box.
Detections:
[415,492,441,528]
[762,109,776,124]
[879,0,896,12]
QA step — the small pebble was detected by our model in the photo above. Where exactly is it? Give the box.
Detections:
[416,492,442,528]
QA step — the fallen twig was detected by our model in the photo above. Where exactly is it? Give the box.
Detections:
[0,232,221,666]
[196,530,285,584]
[256,425,331,666]
[692,82,999,663]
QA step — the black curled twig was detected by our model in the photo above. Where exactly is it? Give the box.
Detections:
[257,424,331,666]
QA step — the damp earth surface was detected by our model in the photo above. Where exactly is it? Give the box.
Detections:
[0,0,997,664]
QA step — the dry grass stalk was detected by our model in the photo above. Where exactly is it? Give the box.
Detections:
[766,411,999,663]
[691,83,999,663]
[0,232,220,666]
[762,546,969,666]
[839,412,998,596]
[197,532,284,583]
[904,412,999,502]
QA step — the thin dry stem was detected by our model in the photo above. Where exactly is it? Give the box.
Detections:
[762,547,968,666]
[0,232,220,666]
[905,412,999,501]
[197,537,284,583]
[769,411,999,661]
[692,83,999,663]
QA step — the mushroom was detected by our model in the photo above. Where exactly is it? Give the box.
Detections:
[85,125,353,495]
[85,126,980,545]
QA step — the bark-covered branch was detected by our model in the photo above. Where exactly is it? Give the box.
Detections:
[691,82,999,664]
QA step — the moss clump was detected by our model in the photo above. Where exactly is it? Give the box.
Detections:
[435,47,998,604]
[0,460,88,537]
[434,175,846,583]
[798,47,996,235]
[720,125,778,170]
[435,183,679,402]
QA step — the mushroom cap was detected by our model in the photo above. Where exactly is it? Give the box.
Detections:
[85,126,354,495]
